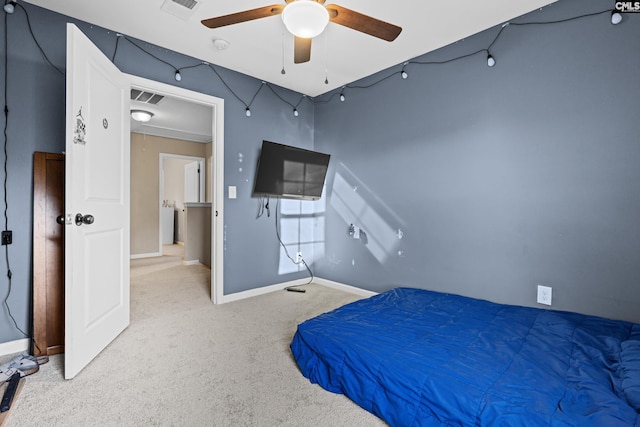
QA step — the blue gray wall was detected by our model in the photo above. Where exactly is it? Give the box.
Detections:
[0,3,313,344]
[1,0,639,346]
[314,0,640,322]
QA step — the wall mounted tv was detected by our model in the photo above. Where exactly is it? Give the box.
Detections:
[252,140,331,201]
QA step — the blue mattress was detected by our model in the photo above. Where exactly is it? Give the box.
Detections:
[290,288,640,426]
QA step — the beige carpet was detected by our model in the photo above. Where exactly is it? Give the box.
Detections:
[2,253,387,426]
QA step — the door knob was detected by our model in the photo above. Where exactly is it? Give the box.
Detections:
[75,213,95,226]
[56,215,65,225]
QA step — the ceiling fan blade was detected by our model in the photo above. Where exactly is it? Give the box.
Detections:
[201,5,284,29]
[327,5,402,42]
[294,37,312,64]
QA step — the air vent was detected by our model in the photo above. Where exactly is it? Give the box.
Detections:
[131,89,164,105]
[161,0,200,20]
[172,0,198,10]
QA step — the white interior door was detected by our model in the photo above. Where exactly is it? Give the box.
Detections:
[184,161,201,203]
[64,24,130,379]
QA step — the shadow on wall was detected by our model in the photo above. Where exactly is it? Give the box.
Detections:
[330,162,406,265]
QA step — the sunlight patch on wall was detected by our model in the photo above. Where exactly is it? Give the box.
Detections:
[278,197,326,275]
[330,164,403,264]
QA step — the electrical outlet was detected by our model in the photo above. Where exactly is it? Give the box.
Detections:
[296,252,303,263]
[537,285,552,306]
[1,230,12,245]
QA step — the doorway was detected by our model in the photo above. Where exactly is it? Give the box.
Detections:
[127,74,225,304]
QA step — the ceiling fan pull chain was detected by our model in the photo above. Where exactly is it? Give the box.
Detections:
[281,24,286,75]
[324,24,329,84]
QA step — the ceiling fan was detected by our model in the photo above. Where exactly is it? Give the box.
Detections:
[201,0,402,64]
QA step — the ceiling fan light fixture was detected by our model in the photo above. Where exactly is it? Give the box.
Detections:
[131,110,154,122]
[282,0,329,39]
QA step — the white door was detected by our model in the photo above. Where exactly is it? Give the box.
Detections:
[64,24,130,379]
[184,161,200,203]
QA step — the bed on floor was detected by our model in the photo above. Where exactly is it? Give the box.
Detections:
[290,287,640,426]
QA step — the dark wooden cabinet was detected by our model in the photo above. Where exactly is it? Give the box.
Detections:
[32,152,65,356]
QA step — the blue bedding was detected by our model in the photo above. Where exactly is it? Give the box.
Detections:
[290,288,640,426]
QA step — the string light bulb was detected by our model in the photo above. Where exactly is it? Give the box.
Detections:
[4,0,16,13]
[245,107,251,117]
[174,70,182,81]
[293,108,299,117]
[400,62,409,79]
[611,10,622,25]
[487,53,496,67]
[340,93,345,102]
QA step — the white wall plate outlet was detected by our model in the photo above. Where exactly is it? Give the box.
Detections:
[537,285,552,306]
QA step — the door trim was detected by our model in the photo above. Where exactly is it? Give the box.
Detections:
[126,74,225,304]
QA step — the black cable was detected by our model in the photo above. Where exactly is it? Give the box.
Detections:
[208,64,250,107]
[3,7,42,356]
[264,83,297,109]
[274,198,313,287]
[177,62,205,73]
[247,82,265,109]
[121,35,178,73]
[256,196,271,219]
[111,34,122,62]
[15,3,64,75]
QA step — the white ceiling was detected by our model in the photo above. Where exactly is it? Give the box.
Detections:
[24,0,557,97]
[130,88,213,143]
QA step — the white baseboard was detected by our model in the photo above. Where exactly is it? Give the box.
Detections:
[313,277,378,298]
[219,277,377,304]
[0,338,29,357]
[220,278,310,304]
[131,252,161,259]
[182,260,201,266]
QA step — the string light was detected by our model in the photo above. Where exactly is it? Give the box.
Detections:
[611,10,622,25]
[4,0,16,14]
[98,7,623,117]
[487,53,496,67]
[400,62,409,79]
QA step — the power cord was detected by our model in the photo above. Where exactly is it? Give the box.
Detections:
[256,196,270,219]
[274,198,313,290]
[2,7,43,356]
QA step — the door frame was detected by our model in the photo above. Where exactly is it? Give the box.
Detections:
[128,74,224,304]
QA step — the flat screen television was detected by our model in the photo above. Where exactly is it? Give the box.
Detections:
[252,140,331,201]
